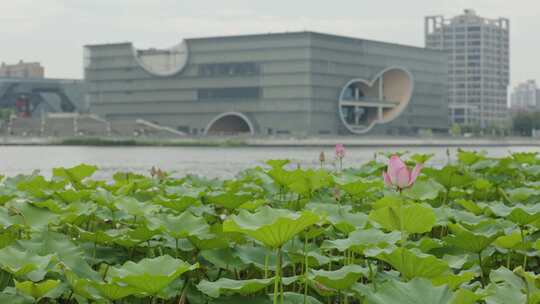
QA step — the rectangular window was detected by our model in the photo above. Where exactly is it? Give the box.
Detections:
[199,62,259,77]
[198,87,261,100]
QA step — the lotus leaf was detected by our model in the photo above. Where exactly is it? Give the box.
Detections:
[445,223,503,253]
[15,279,61,299]
[223,206,320,248]
[197,277,275,298]
[310,264,368,290]
[353,278,454,304]
[376,247,450,280]
[108,255,198,294]
[0,246,54,281]
[368,203,436,234]
[321,228,400,253]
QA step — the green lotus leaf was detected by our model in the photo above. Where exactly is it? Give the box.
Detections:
[29,199,66,213]
[109,255,198,294]
[494,231,524,250]
[53,164,97,184]
[223,206,321,248]
[15,279,61,299]
[486,202,540,226]
[0,291,34,304]
[235,245,290,271]
[75,227,120,245]
[266,159,290,169]
[0,246,54,281]
[402,179,443,201]
[423,166,474,189]
[376,247,449,280]
[334,175,382,198]
[114,196,158,218]
[310,264,368,290]
[353,277,454,304]
[277,292,323,304]
[197,277,275,298]
[268,168,331,196]
[506,187,540,202]
[450,289,484,304]
[55,189,91,204]
[125,224,161,242]
[149,211,210,239]
[63,269,103,301]
[456,199,483,216]
[284,241,331,267]
[152,195,200,213]
[206,190,252,209]
[445,222,503,253]
[7,200,59,230]
[321,228,400,253]
[432,271,475,290]
[368,203,436,234]
[90,281,137,300]
[200,247,247,272]
[305,203,367,234]
[414,237,444,252]
[18,231,99,280]
[474,178,493,190]
[16,175,59,199]
[486,266,540,303]
[0,207,17,229]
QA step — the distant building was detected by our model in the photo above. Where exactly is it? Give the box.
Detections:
[0,60,45,78]
[85,31,448,136]
[0,78,85,117]
[425,9,510,129]
[511,80,540,111]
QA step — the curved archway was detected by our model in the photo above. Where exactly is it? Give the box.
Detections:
[204,112,255,135]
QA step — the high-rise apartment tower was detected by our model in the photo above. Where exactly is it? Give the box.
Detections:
[425,9,509,128]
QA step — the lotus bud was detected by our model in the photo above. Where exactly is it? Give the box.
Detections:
[335,144,345,159]
[382,155,423,190]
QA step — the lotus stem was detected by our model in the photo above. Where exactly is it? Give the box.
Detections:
[367,258,377,291]
[520,226,527,270]
[274,247,283,304]
[478,251,485,288]
[304,234,309,304]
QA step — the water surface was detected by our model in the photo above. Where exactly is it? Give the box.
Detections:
[0,145,536,179]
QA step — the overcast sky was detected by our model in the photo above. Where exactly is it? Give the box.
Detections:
[0,0,536,86]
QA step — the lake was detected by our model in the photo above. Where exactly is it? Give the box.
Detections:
[0,145,537,179]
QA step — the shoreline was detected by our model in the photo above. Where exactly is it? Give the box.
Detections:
[0,136,538,147]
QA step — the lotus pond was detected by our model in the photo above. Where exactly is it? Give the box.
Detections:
[2,150,540,303]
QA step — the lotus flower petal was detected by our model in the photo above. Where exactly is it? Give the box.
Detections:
[388,155,406,184]
[383,171,392,188]
[408,163,423,186]
[395,167,411,189]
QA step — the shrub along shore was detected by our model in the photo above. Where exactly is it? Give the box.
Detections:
[0,150,540,303]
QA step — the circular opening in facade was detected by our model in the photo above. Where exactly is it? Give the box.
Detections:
[132,41,189,77]
[338,67,413,134]
[205,112,254,136]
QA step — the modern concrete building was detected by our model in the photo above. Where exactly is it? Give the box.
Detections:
[425,9,510,129]
[510,80,540,111]
[85,31,448,136]
[0,61,45,78]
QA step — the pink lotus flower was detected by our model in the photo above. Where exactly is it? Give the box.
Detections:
[383,155,423,190]
[335,144,345,159]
